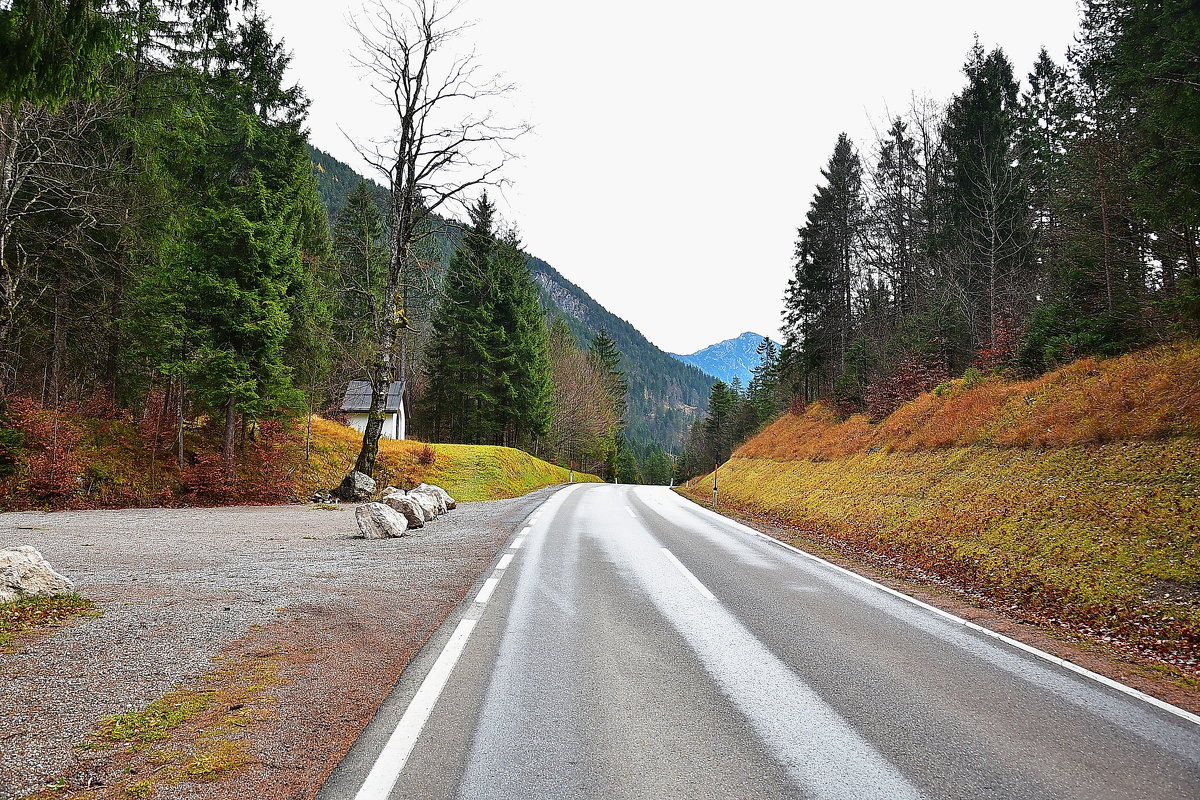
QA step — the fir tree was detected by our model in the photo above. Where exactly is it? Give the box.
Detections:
[424,193,499,444]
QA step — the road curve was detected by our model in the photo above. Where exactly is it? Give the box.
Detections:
[319,483,1200,800]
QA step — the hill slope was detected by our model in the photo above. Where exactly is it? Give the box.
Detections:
[296,418,599,501]
[671,332,774,385]
[307,144,711,451]
[680,342,1200,674]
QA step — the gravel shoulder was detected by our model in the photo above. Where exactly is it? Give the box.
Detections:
[1,488,558,800]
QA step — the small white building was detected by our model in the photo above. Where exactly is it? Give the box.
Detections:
[340,380,406,440]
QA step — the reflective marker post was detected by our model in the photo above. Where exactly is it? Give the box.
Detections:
[712,462,718,508]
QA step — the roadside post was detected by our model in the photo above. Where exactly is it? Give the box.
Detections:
[712,462,718,507]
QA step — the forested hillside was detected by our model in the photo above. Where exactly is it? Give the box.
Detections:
[676,1,1200,480]
[527,256,711,448]
[305,144,710,454]
[775,6,1199,414]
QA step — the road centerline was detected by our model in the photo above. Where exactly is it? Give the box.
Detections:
[661,547,717,600]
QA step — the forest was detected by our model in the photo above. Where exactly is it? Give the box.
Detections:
[0,0,633,508]
[677,0,1200,479]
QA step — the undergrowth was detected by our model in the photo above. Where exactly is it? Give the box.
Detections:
[0,398,597,511]
[0,594,98,648]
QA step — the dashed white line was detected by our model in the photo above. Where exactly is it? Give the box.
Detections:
[474,576,501,605]
[661,547,716,601]
[626,506,636,519]
[350,484,579,800]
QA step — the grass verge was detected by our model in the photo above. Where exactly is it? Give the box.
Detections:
[0,594,98,649]
[296,416,600,501]
[682,342,1200,677]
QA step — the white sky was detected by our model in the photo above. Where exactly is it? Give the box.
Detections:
[257,0,1083,355]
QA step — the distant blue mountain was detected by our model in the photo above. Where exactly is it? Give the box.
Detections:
[670,332,776,387]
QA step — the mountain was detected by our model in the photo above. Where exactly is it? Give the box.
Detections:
[307,144,711,450]
[671,332,775,386]
[527,257,712,448]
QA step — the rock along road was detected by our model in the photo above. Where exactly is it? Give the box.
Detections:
[318,484,1200,800]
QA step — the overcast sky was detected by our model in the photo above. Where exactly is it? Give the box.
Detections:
[257,0,1083,355]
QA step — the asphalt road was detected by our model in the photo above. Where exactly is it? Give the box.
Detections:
[319,483,1200,800]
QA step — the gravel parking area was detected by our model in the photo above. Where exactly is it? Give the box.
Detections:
[1,488,556,799]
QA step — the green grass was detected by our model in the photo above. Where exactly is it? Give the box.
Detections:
[297,417,601,502]
[0,593,98,647]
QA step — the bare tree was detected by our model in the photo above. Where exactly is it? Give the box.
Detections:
[344,0,526,482]
[0,97,125,394]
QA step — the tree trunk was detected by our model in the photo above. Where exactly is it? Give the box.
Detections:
[0,102,18,394]
[223,395,236,481]
[176,376,185,471]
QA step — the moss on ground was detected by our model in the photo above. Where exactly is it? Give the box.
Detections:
[0,594,98,649]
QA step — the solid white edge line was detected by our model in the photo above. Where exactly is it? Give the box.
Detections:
[352,617,478,800]
[496,553,514,570]
[661,547,717,601]
[680,494,1200,728]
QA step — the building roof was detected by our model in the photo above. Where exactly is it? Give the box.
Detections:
[340,380,405,413]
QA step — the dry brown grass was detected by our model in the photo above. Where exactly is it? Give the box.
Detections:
[738,341,1200,461]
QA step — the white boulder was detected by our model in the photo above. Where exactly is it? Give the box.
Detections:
[354,502,409,539]
[408,491,439,521]
[411,486,447,516]
[381,492,425,529]
[0,546,74,603]
[417,483,456,511]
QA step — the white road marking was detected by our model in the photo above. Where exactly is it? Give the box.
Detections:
[626,506,636,519]
[602,501,920,800]
[351,484,582,800]
[351,617,477,800]
[474,576,501,605]
[661,547,716,600]
[672,489,1200,729]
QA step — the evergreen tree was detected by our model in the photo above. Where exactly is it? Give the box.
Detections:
[423,193,498,443]
[782,133,865,400]
[490,229,553,449]
[329,179,386,373]
[941,42,1033,362]
[140,11,325,477]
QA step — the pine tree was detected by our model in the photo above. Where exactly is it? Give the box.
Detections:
[329,180,386,370]
[781,133,865,401]
[424,193,499,443]
[490,230,553,449]
[941,42,1033,362]
[141,12,324,478]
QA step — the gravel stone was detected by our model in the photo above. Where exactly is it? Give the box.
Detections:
[0,488,553,799]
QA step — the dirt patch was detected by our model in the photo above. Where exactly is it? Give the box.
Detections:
[1,489,555,799]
